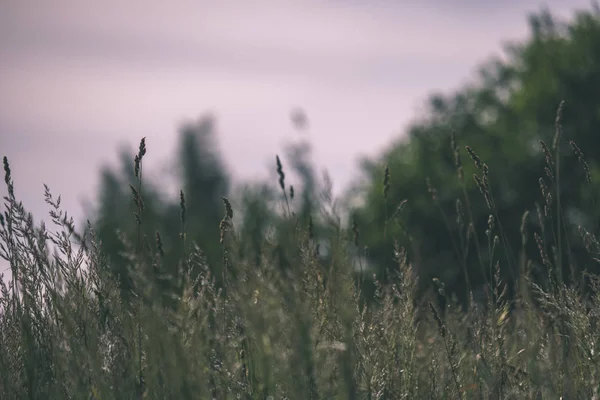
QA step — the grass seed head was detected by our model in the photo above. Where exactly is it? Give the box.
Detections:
[179,190,186,224]
[553,100,565,150]
[429,301,446,337]
[3,156,14,198]
[540,140,554,167]
[465,146,482,170]
[221,197,233,219]
[570,140,592,183]
[383,165,390,198]
[520,211,530,244]
[134,137,147,178]
[276,155,285,191]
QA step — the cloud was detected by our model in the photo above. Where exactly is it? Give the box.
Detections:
[0,0,591,229]
[0,0,548,77]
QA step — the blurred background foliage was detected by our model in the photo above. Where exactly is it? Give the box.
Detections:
[87,6,600,309]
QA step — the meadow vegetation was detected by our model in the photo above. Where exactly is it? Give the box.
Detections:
[2,105,600,399]
[2,6,600,400]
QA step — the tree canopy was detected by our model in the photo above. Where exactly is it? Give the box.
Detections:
[350,6,600,308]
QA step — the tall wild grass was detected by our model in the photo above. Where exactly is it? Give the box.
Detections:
[1,106,600,399]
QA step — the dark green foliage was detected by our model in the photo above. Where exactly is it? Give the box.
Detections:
[89,114,230,300]
[351,6,600,313]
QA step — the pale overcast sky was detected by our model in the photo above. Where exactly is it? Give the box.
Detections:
[0,0,591,239]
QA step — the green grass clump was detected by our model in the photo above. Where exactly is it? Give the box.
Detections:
[1,107,600,400]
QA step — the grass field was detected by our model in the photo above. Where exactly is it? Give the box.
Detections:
[1,109,600,399]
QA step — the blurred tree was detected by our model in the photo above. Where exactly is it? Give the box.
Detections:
[349,6,600,310]
[88,114,230,303]
[92,147,167,301]
[169,115,230,282]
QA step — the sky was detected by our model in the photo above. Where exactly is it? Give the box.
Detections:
[0,0,592,260]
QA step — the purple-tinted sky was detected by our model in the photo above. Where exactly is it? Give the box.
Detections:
[0,0,591,247]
